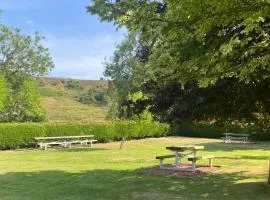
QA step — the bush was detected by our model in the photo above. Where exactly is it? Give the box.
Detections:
[0,121,169,149]
[0,123,46,149]
[169,122,270,141]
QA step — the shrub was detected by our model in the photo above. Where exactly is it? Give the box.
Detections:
[0,121,169,149]
[0,123,45,149]
[169,122,270,141]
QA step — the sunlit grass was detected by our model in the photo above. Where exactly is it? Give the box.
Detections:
[0,137,269,200]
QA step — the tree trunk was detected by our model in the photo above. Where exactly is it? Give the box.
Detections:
[119,137,125,149]
[268,159,270,185]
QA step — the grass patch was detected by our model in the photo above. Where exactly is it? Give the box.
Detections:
[0,137,269,199]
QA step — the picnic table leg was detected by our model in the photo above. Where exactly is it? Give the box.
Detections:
[159,158,164,168]
[209,158,213,167]
[175,152,180,166]
[192,150,197,171]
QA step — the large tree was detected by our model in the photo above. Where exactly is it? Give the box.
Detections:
[88,0,270,128]
[0,25,54,121]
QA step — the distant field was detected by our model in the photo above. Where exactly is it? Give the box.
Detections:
[38,77,109,122]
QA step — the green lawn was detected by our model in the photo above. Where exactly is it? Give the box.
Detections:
[0,137,269,200]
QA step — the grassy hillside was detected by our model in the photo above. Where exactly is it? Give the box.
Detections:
[37,77,109,122]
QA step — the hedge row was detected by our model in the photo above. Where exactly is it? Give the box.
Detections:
[0,121,169,149]
[169,123,270,141]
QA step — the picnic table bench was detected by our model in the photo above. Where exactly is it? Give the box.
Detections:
[156,145,214,172]
[34,135,97,150]
[222,133,250,143]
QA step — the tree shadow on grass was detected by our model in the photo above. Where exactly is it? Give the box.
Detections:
[196,141,270,152]
[216,155,270,160]
[56,147,110,152]
[0,169,269,200]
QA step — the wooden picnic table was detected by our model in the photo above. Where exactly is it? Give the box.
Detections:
[156,145,214,171]
[166,145,204,167]
[34,135,97,150]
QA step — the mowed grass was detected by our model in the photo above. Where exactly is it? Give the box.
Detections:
[42,96,107,122]
[0,137,269,200]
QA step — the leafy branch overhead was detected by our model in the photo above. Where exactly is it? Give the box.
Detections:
[88,0,270,86]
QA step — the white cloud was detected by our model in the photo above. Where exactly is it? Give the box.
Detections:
[25,20,34,25]
[43,33,124,80]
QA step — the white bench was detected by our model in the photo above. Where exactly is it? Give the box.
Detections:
[35,135,97,150]
[222,133,250,143]
[187,155,214,168]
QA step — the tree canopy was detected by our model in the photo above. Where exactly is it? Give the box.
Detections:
[88,0,270,129]
[88,0,269,86]
[0,24,54,122]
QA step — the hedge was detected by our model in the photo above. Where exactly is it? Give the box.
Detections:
[169,123,270,141]
[0,121,169,149]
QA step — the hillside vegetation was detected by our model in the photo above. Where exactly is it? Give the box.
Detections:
[37,77,109,122]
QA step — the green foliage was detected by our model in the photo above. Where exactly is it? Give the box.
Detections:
[0,25,54,81]
[0,75,8,112]
[0,123,45,149]
[88,0,270,86]
[77,88,108,105]
[1,80,45,122]
[0,24,54,122]
[0,121,169,149]
[88,0,270,130]
[103,35,145,118]
[15,80,45,122]
[65,80,80,89]
[125,91,152,121]
[169,122,270,141]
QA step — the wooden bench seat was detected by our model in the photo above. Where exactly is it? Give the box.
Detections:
[187,155,214,167]
[156,155,175,168]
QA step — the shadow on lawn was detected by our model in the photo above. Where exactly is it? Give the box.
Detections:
[216,155,270,160]
[0,169,269,200]
[196,141,270,152]
[56,147,110,152]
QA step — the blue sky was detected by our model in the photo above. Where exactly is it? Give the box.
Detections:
[0,0,125,79]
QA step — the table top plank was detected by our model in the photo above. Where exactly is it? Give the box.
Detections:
[166,145,204,151]
[35,135,94,140]
[223,133,249,137]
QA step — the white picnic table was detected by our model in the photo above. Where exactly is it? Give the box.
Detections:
[156,145,214,172]
[35,135,97,150]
